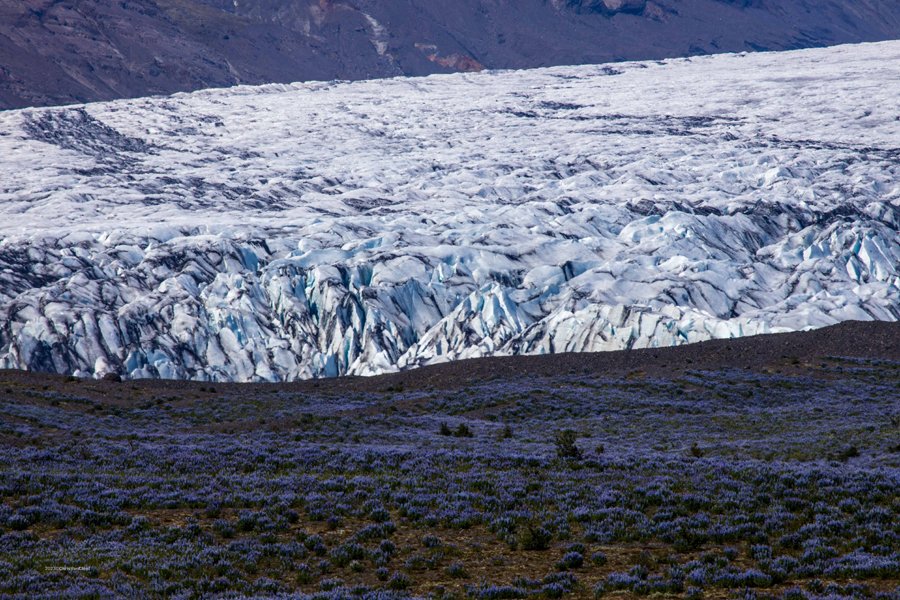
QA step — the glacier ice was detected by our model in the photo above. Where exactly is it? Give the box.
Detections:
[0,42,897,381]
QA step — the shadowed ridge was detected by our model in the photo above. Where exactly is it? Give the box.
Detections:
[1,320,896,393]
[334,320,900,392]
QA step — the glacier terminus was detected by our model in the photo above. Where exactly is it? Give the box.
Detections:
[0,41,897,381]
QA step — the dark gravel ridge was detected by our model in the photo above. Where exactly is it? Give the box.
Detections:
[0,320,896,395]
[327,320,900,392]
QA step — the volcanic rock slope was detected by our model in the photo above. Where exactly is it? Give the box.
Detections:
[0,42,898,381]
[4,0,900,109]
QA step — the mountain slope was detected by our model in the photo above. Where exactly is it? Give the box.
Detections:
[3,0,900,109]
[0,42,898,381]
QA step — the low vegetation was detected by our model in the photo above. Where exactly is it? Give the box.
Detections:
[0,357,897,598]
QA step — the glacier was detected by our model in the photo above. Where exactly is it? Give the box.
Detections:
[0,41,897,381]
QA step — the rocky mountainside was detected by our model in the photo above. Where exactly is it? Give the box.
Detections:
[0,42,897,381]
[3,0,900,109]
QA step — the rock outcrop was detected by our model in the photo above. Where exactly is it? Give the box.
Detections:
[2,0,900,109]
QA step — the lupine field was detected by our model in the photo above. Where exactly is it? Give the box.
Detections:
[0,348,898,599]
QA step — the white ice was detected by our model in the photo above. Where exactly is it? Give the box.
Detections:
[0,41,897,380]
